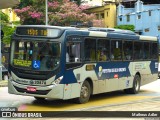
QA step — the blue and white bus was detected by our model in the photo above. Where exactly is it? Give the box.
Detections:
[8,25,158,103]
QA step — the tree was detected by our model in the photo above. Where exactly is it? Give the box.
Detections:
[14,0,96,25]
[2,25,16,44]
[0,11,9,23]
[17,0,34,9]
[0,12,15,44]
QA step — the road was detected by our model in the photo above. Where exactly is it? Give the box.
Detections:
[1,79,160,111]
[0,79,160,119]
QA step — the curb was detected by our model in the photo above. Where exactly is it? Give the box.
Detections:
[0,80,8,87]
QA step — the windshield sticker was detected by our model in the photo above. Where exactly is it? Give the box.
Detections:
[14,59,32,67]
[32,60,40,69]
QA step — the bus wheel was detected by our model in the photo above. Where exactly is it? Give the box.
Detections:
[34,97,45,101]
[75,81,91,104]
[124,74,141,94]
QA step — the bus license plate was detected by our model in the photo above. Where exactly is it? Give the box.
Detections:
[27,87,36,92]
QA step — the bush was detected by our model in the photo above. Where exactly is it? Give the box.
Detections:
[114,25,135,32]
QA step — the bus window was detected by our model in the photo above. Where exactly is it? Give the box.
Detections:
[84,38,96,62]
[111,40,122,61]
[151,42,157,59]
[66,42,81,62]
[97,39,110,61]
[123,41,133,60]
[134,42,143,60]
[11,40,60,71]
[144,42,150,60]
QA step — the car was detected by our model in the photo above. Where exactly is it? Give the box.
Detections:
[2,64,9,80]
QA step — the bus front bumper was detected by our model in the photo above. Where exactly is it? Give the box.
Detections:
[8,80,64,99]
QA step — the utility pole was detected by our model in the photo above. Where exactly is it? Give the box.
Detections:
[45,0,48,25]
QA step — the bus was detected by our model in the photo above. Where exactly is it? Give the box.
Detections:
[8,25,158,103]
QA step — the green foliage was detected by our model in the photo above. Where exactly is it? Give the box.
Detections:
[2,25,16,44]
[14,0,95,25]
[0,11,9,23]
[18,0,35,8]
[114,25,135,32]
[12,21,21,25]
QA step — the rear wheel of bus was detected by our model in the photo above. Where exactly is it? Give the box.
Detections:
[124,74,141,94]
[75,80,91,104]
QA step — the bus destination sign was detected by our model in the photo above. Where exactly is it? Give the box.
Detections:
[16,27,48,36]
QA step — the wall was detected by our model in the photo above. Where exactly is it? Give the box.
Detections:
[117,0,160,36]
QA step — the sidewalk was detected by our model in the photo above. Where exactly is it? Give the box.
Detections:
[0,80,8,87]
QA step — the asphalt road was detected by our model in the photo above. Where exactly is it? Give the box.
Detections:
[0,79,160,111]
[0,79,160,120]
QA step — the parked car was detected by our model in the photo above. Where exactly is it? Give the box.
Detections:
[2,64,9,80]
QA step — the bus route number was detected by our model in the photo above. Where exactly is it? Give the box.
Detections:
[27,29,38,36]
[27,29,47,36]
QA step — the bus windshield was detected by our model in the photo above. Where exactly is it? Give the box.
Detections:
[10,40,61,71]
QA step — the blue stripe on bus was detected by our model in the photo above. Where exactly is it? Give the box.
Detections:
[61,69,77,84]
[150,60,158,74]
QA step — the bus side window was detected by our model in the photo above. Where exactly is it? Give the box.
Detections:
[97,39,110,61]
[134,42,143,60]
[66,42,81,62]
[123,41,133,60]
[111,40,122,61]
[84,38,96,61]
[151,42,157,59]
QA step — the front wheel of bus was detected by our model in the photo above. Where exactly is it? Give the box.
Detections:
[75,81,91,104]
[124,74,141,94]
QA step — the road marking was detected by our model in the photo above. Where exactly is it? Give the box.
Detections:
[21,95,153,111]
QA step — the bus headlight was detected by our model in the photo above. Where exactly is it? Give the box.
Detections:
[52,76,63,85]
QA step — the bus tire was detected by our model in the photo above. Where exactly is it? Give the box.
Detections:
[34,97,45,101]
[124,74,141,94]
[75,81,91,104]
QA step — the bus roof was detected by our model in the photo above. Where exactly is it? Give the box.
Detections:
[14,25,157,41]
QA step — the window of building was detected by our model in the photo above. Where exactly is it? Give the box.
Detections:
[119,17,122,21]
[127,15,130,22]
[96,14,99,19]
[100,13,104,19]
[149,10,151,16]
[158,26,160,31]
[106,12,108,17]
[145,28,149,32]
[137,15,141,19]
